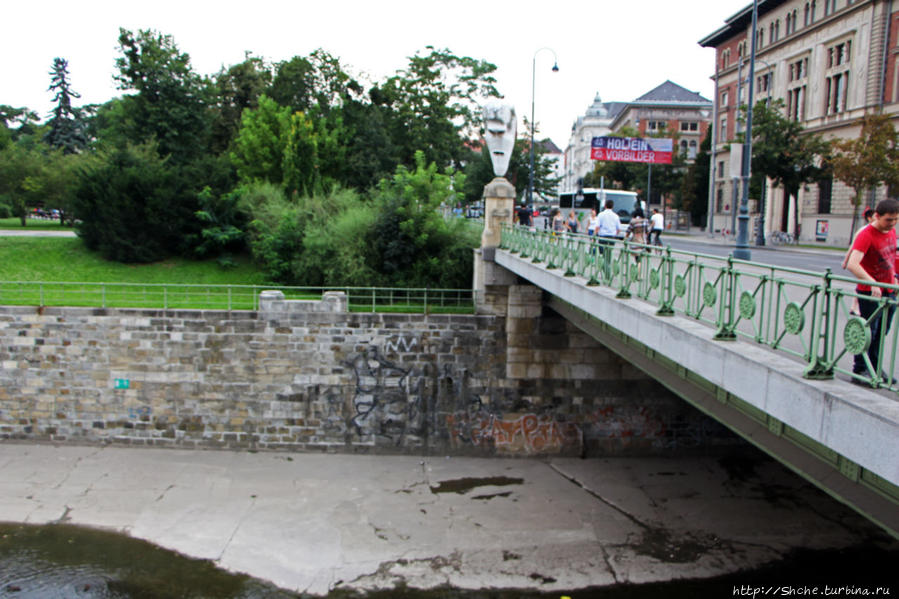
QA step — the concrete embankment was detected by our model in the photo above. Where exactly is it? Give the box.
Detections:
[0,444,890,596]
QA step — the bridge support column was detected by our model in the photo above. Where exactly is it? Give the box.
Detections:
[474,177,516,315]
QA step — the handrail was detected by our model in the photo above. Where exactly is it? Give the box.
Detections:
[501,223,899,392]
[0,282,476,315]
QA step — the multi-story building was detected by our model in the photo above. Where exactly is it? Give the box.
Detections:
[700,0,899,244]
[608,81,713,205]
[562,94,626,193]
[562,83,712,203]
[537,139,565,198]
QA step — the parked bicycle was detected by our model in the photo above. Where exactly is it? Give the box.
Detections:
[769,230,796,245]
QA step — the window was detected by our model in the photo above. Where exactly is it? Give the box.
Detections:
[824,0,837,16]
[680,140,689,155]
[824,40,851,115]
[721,90,729,107]
[787,86,806,120]
[757,72,772,96]
[716,187,725,212]
[786,56,808,121]
[688,140,698,160]
[680,121,699,132]
[818,177,832,214]
[786,13,793,35]
[719,116,728,143]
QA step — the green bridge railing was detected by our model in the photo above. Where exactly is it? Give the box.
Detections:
[501,224,899,392]
[0,282,476,315]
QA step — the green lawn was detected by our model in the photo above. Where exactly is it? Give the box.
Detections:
[0,237,475,312]
[0,237,267,285]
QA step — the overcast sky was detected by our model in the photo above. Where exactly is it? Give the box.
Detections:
[3,0,750,148]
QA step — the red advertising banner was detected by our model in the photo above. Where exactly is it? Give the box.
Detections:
[590,136,673,164]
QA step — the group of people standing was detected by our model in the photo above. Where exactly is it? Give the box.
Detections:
[544,203,664,248]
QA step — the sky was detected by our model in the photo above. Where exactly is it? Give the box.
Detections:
[3,0,751,149]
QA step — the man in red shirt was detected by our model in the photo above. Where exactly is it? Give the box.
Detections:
[846,198,899,384]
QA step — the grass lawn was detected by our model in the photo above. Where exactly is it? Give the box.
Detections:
[0,217,72,231]
[0,237,475,312]
[0,237,267,285]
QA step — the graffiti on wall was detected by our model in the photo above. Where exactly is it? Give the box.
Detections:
[447,410,581,453]
[339,346,423,445]
[384,335,418,354]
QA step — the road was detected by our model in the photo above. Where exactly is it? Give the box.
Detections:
[666,236,845,273]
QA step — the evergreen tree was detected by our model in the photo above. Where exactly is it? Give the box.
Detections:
[44,58,87,153]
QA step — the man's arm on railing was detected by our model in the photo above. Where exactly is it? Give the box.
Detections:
[846,249,882,298]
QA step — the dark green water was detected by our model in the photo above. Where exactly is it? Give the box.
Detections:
[1,523,895,599]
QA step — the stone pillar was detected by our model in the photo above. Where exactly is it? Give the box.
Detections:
[480,177,516,249]
[474,177,517,315]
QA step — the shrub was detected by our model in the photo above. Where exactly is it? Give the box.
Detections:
[74,143,202,262]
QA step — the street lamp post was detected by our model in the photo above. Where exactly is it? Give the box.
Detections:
[528,48,559,210]
[734,0,759,261]
[754,57,773,247]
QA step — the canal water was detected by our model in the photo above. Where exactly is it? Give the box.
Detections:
[1,521,895,598]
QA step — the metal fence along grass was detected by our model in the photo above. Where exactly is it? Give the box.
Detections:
[0,282,476,314]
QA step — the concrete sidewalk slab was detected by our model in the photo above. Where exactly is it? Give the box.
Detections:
[0,444,890,596]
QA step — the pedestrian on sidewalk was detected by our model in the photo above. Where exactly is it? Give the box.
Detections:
[596,199,622,255]
[650,208,664,251]
[842,207,875,316]
[845,199,899,385]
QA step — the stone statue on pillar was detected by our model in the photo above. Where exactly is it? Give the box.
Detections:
[474,102,520,315]
[480,102,518,250]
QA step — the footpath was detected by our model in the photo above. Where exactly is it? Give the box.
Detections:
[0,443,888,596]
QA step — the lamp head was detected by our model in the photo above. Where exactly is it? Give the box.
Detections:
[552,63,559,72]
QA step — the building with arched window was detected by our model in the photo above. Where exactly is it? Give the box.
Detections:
[700,0,899,244]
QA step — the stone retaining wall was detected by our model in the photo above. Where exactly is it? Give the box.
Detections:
[0,290,736,455]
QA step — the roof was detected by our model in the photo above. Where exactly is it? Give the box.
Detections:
[537,138,562,154]
[698,0,790,47]
[632,80,712,105]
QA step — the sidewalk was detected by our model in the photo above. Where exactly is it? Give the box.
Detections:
[0,229,77,237]
[0,444,886,596]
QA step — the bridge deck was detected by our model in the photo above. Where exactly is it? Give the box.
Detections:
[495,246,899,537]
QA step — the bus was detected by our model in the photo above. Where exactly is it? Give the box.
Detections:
[558,188,644,227]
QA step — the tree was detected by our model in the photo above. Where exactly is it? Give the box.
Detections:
[743,99,829,235]
[0,105,40,147]
[337,97,400,190]
[230,95,290,184]
[268,50,362,115]
[367,151,475,288]
[74,143,202,262]
[44,57,88,154]
[113,28,210,162]
[831,113,899,234]
[682,129,711,226]
[0,142,44,225]
[210,53,272,153]
[375,47,500,169]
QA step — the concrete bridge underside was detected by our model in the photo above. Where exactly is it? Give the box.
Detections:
[492,248,899,539]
